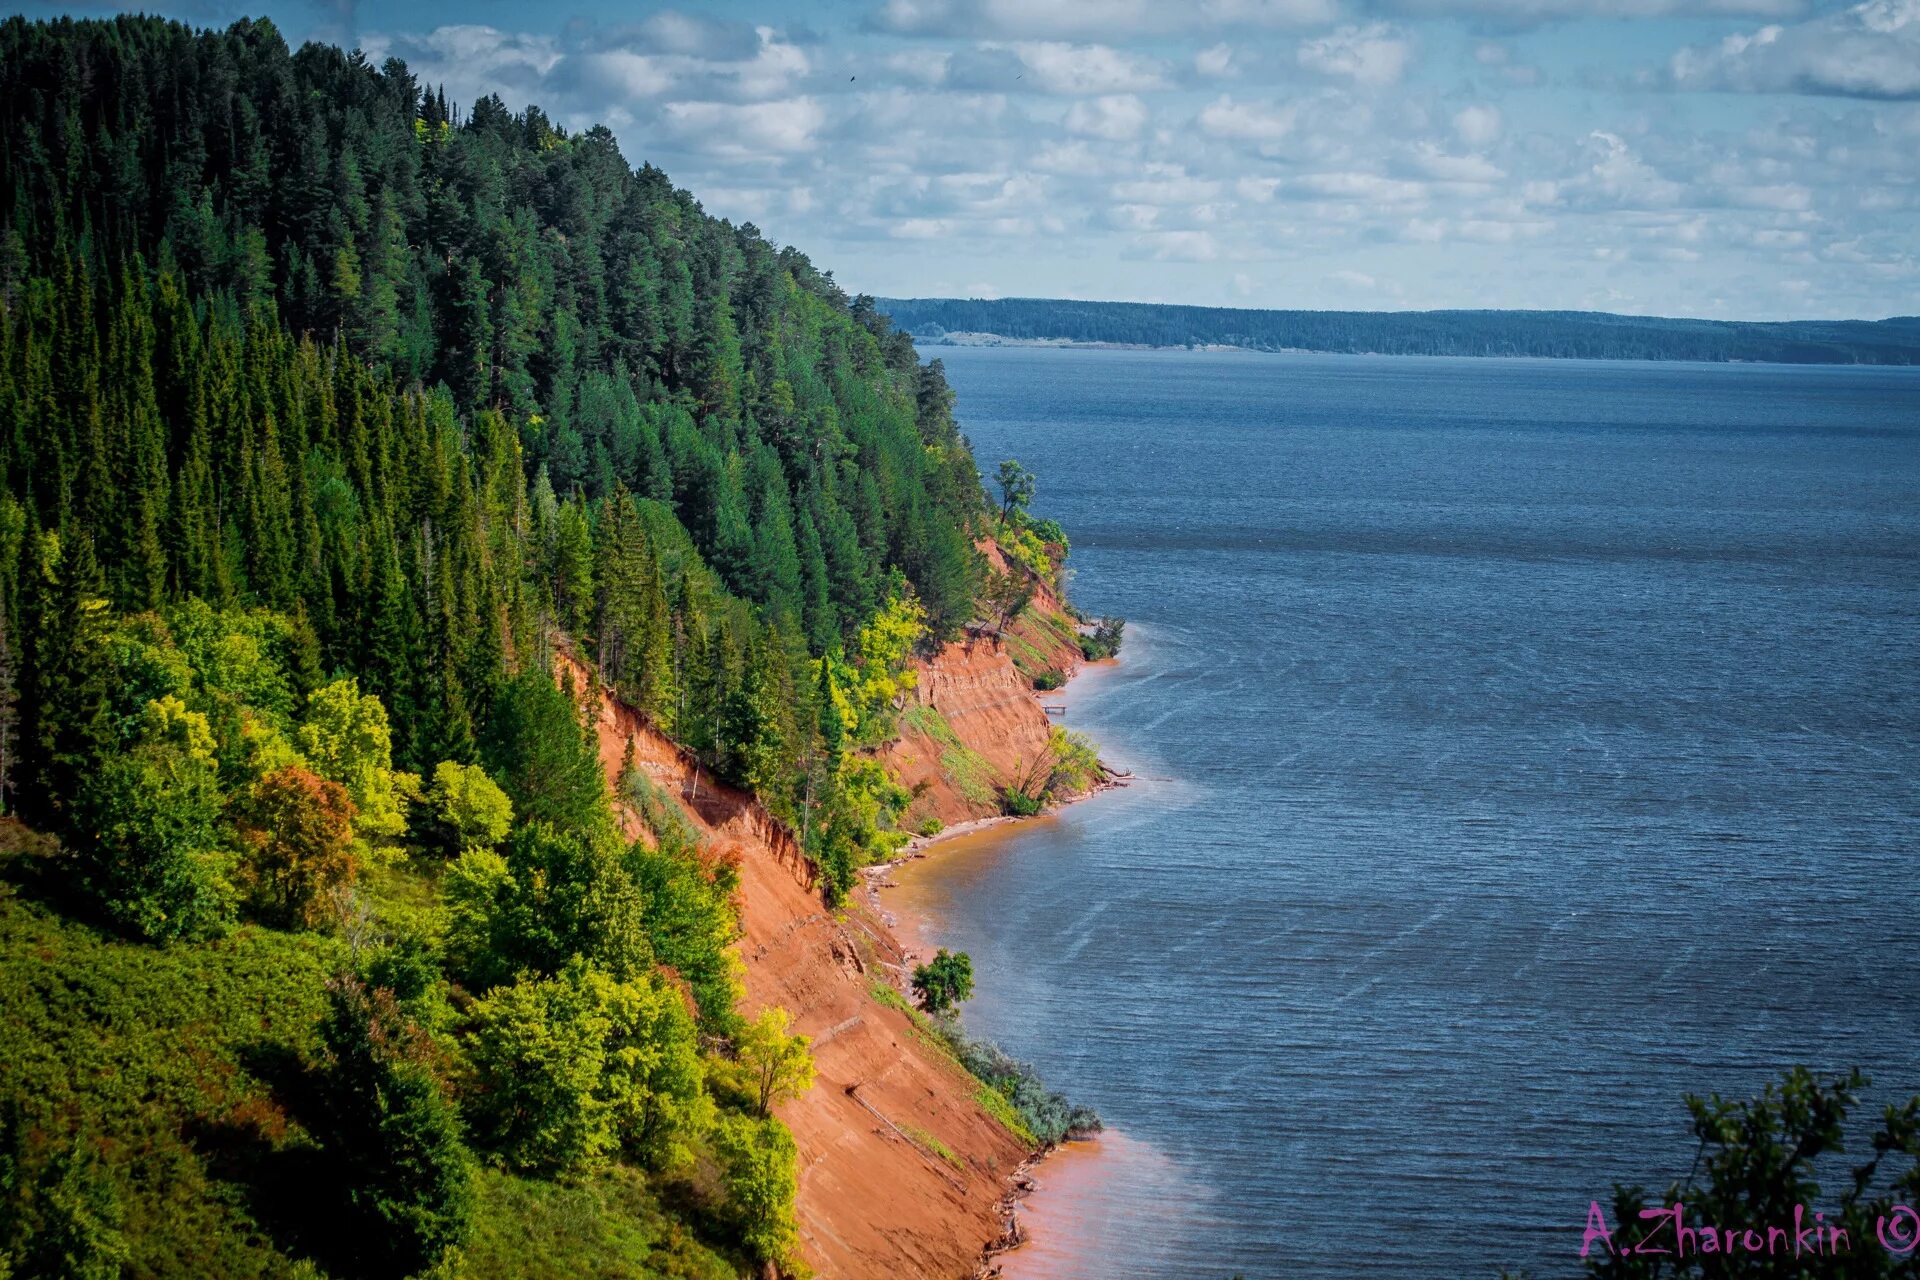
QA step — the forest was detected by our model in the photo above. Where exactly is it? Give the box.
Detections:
[0,13,1034,1278]
[878,296,1920,364]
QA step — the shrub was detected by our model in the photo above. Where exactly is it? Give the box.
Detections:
[297,678,410,840]
[1077,616,1125,661]
[313,975,475,1278]
[73,743,232,942]
[443,823,651,990]
[712,1114,802,1274]
[466,963,708,1176]
[730,1008,815,1119]
[421,760,514,855]
[235,765,358,928]
[951,1036,1102,1147]
[911,949,974,1015]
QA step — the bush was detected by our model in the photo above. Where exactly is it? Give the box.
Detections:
[235,765,358,928]
[729,1008,814,1119]
[297,679,412,840]
[443,823,651,990]
[999,786,1044,818]
[421,761,513,856]
[911,950,974,1015]
[313,975,475,1278]
[951,1036,1102,1147]
[466,962,708,1176]
[73,743,232,942]
[1077,616,1125,661]
[712,1114,802,1274]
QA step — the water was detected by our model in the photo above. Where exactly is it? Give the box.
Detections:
[893,348,1920,1279]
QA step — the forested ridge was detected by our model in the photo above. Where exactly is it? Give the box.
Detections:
[0,14,1029,1278]
[879,296,1920,364]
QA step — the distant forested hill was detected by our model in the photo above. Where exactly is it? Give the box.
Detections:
[877,297,1920,365]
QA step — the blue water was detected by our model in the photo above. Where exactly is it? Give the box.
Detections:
[902,349,1920,1278]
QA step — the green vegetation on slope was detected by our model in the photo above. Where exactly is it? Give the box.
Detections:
[0,10,1054,1275]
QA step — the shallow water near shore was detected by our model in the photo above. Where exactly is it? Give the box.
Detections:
[897,348,1920,1278]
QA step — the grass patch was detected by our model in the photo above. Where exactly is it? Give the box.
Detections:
[973,1084,1038,1147]
[900,1125,962,1170]
[459,1165,734,1280]
[901,705,1000,810]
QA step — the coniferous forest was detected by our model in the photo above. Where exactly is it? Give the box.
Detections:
[879,296,1920,364]
[0,14,1010,1278]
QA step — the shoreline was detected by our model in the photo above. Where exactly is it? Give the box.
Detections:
[863,650,1128,1273]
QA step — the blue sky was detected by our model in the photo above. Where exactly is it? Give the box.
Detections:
[23,0,1919,318]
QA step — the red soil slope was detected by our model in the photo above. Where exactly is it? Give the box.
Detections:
[559,653,1031,1279]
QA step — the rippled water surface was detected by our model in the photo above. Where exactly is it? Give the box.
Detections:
[897,348,1920,1278]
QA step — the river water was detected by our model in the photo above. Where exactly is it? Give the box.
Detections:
[887,348,1920,1278]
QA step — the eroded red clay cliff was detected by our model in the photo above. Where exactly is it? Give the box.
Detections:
[563,652,1032,1279]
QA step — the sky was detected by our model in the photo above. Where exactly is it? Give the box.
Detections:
[22,0,1920,318]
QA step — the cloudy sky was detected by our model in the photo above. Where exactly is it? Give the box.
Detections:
[27,0,1920,317]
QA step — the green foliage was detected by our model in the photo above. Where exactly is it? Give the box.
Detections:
[728,1008,815,1119]
[881,296,1920,364]
[13,1134,129,1280]
[72,739,232,942]
[313,975,475,1278]
[484,673,612,836]
[1044,728,1103,800]
[444,823,651,990]
[999,786,1045,818]
[298,679,411,841]
[0,859,344,1275]
[911,949,975,1015]
[712,1114,802,1273]
[1588,1067,1920,1279]
[995,460,1036,526]
[465,962,707,1177]
[456,1165,734,1280]
[624,820,742,1031]
[424,761,515,855]
[949,1035,1102,1148]
[1077,615,1126,661]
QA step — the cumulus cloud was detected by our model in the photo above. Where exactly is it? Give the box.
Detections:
[1065,94,1151,139]
[1004,42,1169,93]
[1453,104,1504,145]
[1373,0,1804,22]
[1667,0,1920,98]
[869,0,1336,36]
[365,1,1919,318]
[1297,24,1414,88]
[659,98,827,156]
[1198,94,1301,140]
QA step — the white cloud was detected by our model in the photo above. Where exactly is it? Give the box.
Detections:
[1134,230,1222,261]
[1668,0,1920,98]
[1198,94,1300,141]
[1195,43,1241,77]
[870,0,1335,37]
[1065,94,1151,139]
[1297,24,1413,88]
[1374,0,1804,21]
[1453,104,1504,146]
[660,98,827,155]
[1292,171,1429,201]
[1409,142,1505,180]
[1004,41,1169,93]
